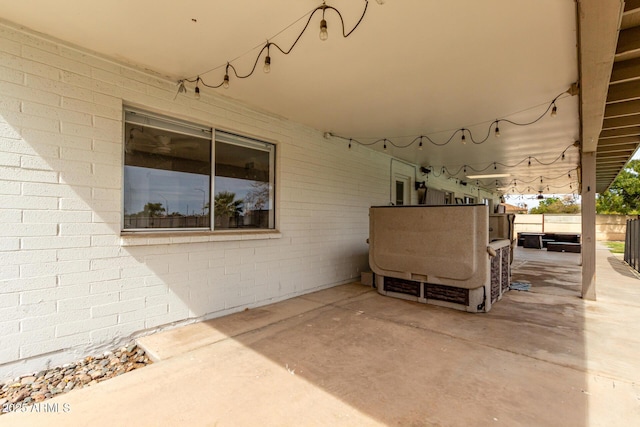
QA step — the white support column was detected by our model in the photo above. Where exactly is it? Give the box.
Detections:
[581,151,596,300]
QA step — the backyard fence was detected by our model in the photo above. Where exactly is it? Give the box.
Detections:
[625,219,640,272]
[514,214,636,241]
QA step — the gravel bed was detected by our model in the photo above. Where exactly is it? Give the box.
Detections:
[0,342,151,414]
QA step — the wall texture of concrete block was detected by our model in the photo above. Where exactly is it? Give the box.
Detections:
[0,21,495,380]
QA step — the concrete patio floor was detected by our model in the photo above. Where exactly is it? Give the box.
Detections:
[3,243,640,426]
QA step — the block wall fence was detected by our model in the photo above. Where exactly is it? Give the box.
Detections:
[514,214,635,241]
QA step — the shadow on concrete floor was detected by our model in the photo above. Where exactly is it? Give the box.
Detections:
[606,255,640,280]
[5,246,640,426]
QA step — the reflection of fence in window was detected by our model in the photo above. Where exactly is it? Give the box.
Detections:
[213,209,268,229]
[124,215,209,229]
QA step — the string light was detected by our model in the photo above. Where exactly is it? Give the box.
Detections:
[263,53,271,74]
[194,77,201,99]
[334,90,573,150]
[415,144,579,194]
[418,137,423,151]
[348,138,352,149]
[551,102,557,117]
[494,120,500,138]
[507,181,578,196]
[178,0,370,94]
[383,139,387,151]
[319,5,329,41]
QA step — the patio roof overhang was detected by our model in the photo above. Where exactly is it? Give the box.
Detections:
[0,1,631,195]
[593,0,640,192]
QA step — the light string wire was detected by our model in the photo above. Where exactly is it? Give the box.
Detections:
[448,173,579,194]
[424,143,577,178]
[510,188,580,200]
[176,0,369,93]
[416,144,580,194]
[334,91,569,148]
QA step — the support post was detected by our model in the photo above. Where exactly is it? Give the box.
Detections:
[581,151,596,300]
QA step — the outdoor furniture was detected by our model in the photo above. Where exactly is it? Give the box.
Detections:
[542,238,555,248]
[517,232,581,247]
[521,232,544,249]
[369,204,510,313]
[547,242,581,253]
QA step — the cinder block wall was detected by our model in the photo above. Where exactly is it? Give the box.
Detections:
[0,21,395,379]
[514,214,636,241]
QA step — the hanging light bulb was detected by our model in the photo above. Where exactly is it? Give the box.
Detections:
[461,130,466,145]
[319,19,328,41]
[194,77,201,99]
[263,55,271,73]
[463,165,467,173]
[418,137,423,151]
[551,103,557,117]
[562,151,565,160]
[540,176,543,183]
[348,139,352,150]
[528,157,531,166]
[383,139,387,151]
[568,172,571,179]
[494,162,497,170]
[494,121,500,138]
[223,74,229,89]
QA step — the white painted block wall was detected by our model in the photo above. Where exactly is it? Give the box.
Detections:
[0,21,493,380]
[0,21,393,379]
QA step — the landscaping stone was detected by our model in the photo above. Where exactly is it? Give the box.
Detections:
[0,342,151,415]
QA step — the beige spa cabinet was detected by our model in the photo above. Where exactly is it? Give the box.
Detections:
[369,205,511,313]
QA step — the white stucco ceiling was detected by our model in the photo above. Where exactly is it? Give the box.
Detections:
[0,0,583,195]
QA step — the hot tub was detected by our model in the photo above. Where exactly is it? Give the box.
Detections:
[369,204,510,312]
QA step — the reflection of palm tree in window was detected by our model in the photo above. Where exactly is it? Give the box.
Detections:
[214,191,244,228]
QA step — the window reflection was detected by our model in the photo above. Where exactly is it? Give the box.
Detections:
[123,122,211,229]
[214,133,274,229]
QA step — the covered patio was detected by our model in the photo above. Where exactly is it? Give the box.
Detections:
[3,244,639,426]
[3,2,640,423]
